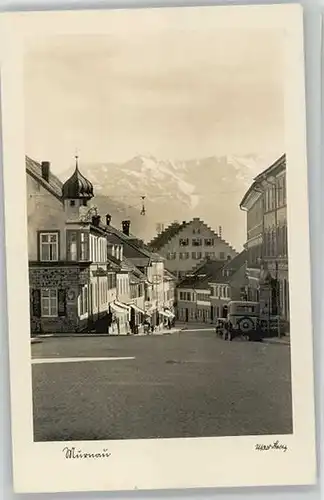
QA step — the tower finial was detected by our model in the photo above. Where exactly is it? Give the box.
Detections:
[74,148,80,170]
[75,154,79,170]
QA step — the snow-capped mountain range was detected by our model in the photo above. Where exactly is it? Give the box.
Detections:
[60,154,275,250]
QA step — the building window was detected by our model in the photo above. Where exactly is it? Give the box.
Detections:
[219,251,225,260]
[67,231,78,261]
[283,176,287,204]
[179,238,189,246]
[41,288,58,317]
[179,291,191,301]
[80,286,88,315]
[167,252,176,260]
[179,252,189,260]
[197,292,209,301]
[70,200,75,206]
[108,273,116,290]
[204,238,214,246]
[40,232,59,261]
[205,251,215,259]
[192,238,202,246]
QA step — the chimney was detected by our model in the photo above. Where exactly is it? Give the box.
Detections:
[41,161,50,182]
[106,214,112,226]
[122,220,130,236]
[92,215,101,227]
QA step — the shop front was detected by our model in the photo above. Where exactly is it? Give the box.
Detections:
[130,303,145,334]
[110,301,130,335]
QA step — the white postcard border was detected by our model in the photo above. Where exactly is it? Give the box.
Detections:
[0,4,316,493]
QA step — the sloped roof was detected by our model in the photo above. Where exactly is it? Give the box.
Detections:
[104,224,164,262]
[240,154,286,209]
[148,218,237,254]
[164,268,177,281]
[147,221,187,251]
[178,259,225,290]
[209,250,248,284]
[26,156,63,200]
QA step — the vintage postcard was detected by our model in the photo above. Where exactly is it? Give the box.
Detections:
[0,4,316,494]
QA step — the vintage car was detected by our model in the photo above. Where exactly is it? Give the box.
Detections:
[224,301,262,341]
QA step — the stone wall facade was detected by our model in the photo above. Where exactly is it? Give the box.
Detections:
[29,265,90,334]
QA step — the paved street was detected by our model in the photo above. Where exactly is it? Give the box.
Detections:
[31,328,292,442]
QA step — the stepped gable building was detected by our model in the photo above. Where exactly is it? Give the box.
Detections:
[148,218,237,279]
[240,154,289,332]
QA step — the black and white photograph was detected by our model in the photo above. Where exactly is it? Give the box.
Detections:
[0,4,316,493]
[26,26,291,442]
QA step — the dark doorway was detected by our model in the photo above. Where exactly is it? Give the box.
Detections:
[130,307,136,334]
[185,308,189,322]
[222,305,228,318]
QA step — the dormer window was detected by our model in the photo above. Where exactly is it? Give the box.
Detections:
[39,232,59,261]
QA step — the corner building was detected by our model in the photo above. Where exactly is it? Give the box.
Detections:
[28,157,117,334]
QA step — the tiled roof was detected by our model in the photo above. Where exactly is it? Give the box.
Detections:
[178,259,225,290]
[147,221,187,251]
[104,224,164,262]
[148,218,237,254]
[164,269,177,281]
[240,154,286,208]
[26,156,63,200]
[209,250,248,284]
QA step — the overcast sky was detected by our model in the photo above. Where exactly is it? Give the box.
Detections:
[24,27,285,176]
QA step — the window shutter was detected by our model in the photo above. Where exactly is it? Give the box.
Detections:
[58,289,66,316]
[32,289,41,317]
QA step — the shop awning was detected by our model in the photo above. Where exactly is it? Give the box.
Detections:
[164,309,175,319]
[130,304,145,314]
[114,300,131,311]
[159,310,175,319]
[111,303,128,314]
[144,305,155,316]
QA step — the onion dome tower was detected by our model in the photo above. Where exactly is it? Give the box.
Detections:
[62,155,94,202]
[62,156,94,222]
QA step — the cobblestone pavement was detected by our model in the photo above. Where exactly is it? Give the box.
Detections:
[31,329,292,441]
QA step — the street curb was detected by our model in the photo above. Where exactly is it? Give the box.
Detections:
[264,338,290,346]
[33,330,182,339]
